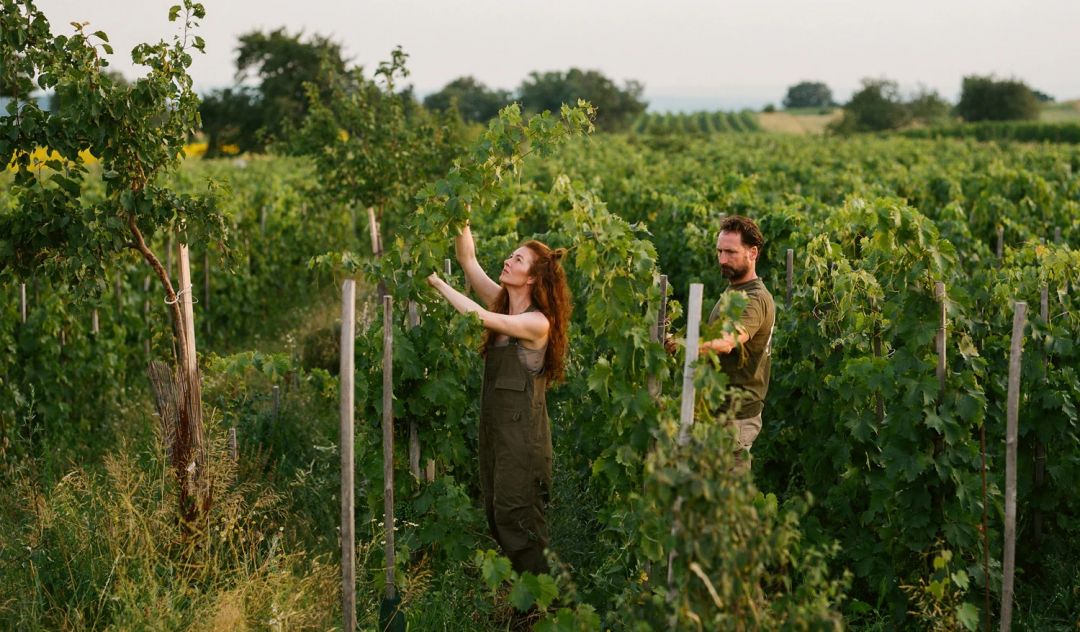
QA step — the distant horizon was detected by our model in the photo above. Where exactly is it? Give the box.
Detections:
[25,0,1080,116]
[9,81,1077,116]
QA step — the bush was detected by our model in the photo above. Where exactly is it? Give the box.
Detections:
[831,78,910,133]
[955,75,1040,122]
[784,81,834,109]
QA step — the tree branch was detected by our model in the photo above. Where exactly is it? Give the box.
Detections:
[128,213,187,355]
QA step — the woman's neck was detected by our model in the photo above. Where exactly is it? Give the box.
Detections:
[506,286,533,315]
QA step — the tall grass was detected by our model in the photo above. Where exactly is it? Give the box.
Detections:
[0,411,344,629]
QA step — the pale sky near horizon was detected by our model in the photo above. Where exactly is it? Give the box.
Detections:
[30,0,1080,111]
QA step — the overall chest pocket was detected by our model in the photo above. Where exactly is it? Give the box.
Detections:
[494,374,527,392]
[487,371,530,413]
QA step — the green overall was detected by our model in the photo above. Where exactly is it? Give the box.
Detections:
[479,335,553,575]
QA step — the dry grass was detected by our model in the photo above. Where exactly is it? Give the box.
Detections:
[1040,99,1080,123]
[758,110,843,135]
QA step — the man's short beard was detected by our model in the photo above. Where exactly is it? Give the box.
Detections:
[721,264,748,279]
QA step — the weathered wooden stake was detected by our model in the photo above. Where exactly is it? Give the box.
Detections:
[1000,301,1026,632]
[407,302,421,481]
[872,307,884,426]
[648,275,669,399]
[339,279,356,632]
[981,402,991,632]
[272,385,281,421]
[677,283,704,446]
[382,295,397,602]
[786,248,794,306]
[996,225,1005,260]
[20,283,27,324]
[178,246,198,373]
[114,273,123,314]
[936,282,947,394]
[367,206,382,256]
[444,258,452,278]
[1053,226,1062,245]
[228,427,238,462]
[1034,286,1049,542]
[91,309,99,335]
[143,275,152,357]
[175,244,208,531]
[203,251,211,337]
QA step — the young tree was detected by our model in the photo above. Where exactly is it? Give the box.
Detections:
[423,76,511,124]
[783,81,833,109]
[197,28,349,152]
[831,78,909,133]
[955,75,1040,122]
[1,0,222,530]
[907,85,952,125]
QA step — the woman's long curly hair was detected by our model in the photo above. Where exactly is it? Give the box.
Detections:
[482,240,571,385]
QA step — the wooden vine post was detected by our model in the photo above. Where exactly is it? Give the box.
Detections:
[934,282,947,458]
[677,283,704,446]
[379,294,405,629]
[176,245,207,529]
[339,279,356,632]
[114,273,123,314]
[872,298,884,426]
[20,283,27,324]
[668,283,703,599]
[1034,286,1049,543]
[407,302,422,481]
[143,276,152,357]
[785,248,794,307]
[203,250,211,337]
[228,427,238,462]
[648,275,669,399]
[1000,300,1026,632]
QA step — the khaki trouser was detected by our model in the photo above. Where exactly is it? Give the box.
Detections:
[730,413,762,475]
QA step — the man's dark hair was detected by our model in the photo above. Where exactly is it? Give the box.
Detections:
[719,215,764,249]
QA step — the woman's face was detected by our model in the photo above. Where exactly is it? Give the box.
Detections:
[499,246,537,288]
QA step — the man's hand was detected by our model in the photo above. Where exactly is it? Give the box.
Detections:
[663,334,681,356]
[701,337,736,354]
[426,272,441,288]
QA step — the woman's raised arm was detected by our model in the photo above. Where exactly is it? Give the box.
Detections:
[455,224,502,306]
[426,273,549,345]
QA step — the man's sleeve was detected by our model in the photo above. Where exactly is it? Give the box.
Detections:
[738,294,766,338]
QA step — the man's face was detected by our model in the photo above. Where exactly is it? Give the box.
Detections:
[716,231,756,280]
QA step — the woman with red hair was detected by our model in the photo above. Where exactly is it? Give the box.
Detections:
[426,223,571,575]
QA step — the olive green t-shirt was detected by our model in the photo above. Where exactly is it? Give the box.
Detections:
[707,277,775,418]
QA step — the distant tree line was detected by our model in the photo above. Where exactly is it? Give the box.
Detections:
[803,74,1050,134]
[423,69,646,132]
[190,29,647,154]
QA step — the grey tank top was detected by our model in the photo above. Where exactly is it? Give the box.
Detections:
[492,340,546,375]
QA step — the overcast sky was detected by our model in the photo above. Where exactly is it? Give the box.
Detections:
[32,0,1080,111]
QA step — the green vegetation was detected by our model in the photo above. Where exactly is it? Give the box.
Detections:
[631,110,761,135]
[900,121,1080,144]
[3,3,1079,630]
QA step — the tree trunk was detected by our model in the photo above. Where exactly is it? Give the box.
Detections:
[131,218,210,533]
